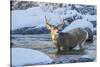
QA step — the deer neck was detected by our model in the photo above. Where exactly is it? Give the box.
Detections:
[51,33,58,45]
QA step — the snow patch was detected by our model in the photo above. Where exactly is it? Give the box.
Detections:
[12,48,53,66]
[12,6,96,31]
[12,7,45,30]
[12,7,63,30]
[83,14,96,21]
[62,19,93,32]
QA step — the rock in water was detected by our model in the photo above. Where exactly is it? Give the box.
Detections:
[77,55,95,62]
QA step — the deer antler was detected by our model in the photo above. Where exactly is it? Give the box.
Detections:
[45,16,48,24]
[45,16,51,30]
[61,16,65,25]
[57,16,65,31]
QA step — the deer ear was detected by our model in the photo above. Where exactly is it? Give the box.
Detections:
[45,16,51,30]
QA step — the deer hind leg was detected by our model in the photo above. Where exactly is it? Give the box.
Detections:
[80,32,88,50]
[79,43,83,50]
[79,40,86,50]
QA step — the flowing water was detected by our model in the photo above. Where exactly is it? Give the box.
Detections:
[11,34,96,64]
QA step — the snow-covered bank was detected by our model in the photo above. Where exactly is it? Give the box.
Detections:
[11,2,96,34]
[11,48,53,66]
[83,14,96,21]
[12,7,45,30]
[12,7,96,29]
[12,7,63,30]
[62,19,93,32]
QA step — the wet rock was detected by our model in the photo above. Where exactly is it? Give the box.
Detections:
[69,59,77,63]
[84,27,93,42]
[77,58,93,62]
[77,55,95,62]
[51,61,63,64]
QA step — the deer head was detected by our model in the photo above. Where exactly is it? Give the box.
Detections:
[45,16,65,43]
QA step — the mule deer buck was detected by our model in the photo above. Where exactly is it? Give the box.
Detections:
[62,19,94,42]
[45,16,88,53]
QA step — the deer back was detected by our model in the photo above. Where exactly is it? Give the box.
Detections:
[57,28,88,49]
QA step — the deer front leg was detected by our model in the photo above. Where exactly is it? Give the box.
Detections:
[55,43,61,54]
